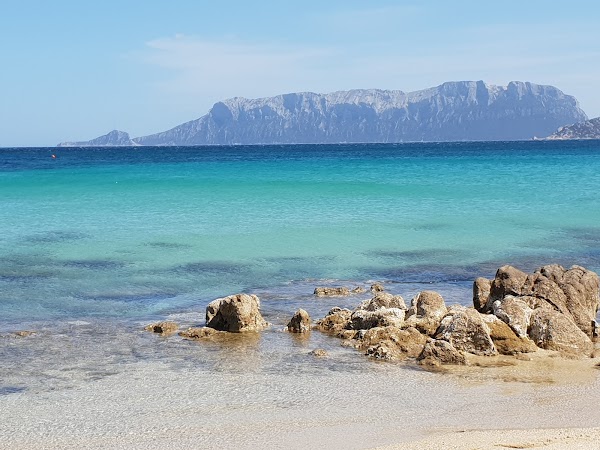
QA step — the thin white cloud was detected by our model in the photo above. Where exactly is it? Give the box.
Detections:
[137,21,600,119]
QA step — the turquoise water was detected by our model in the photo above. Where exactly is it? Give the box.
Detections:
[1,141,600,324]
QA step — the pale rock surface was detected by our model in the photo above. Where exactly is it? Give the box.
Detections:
[528,308,594,357]
[417,339,466,366]
[436,306,497,356]
[205,293,268,332]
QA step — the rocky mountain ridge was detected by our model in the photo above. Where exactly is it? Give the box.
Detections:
[58,81,588,146]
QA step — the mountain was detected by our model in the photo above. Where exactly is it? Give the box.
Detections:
[58,81,588,146]
[57,130,136,147]
[546,117,600,140]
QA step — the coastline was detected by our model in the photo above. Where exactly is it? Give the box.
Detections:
[3,335,600,450]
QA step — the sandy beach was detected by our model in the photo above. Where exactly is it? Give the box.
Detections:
[3,332,600,450]
[377,427,600,449]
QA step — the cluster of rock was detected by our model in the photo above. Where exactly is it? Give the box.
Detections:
[315,264,599,366]
[144,264,600,368]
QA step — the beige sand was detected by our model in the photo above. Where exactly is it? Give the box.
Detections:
[375,427,600,449]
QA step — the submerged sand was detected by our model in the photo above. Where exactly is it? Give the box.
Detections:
[2,342,600,450]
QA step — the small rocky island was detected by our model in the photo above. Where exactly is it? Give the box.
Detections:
[146,264,600,369]
[547,117,600,140]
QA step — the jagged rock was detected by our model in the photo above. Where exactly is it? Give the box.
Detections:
[489,265,529,303]
[179,326,222,339]
[358,326,427,360]
[528,308,593,357]
[473,277,491,312]
[309,349,328,357]
[350,308,405,330]
[144,321,178,335]
[404,291,448,336]
[357,292,406,311]
[205,293,268,332]
[417,339,466,366]
[487,264,600,337]
[315,307,352,334]
[370,283,385,293]
[492,295,533,338]
[314,286,351,297]
[481,315,537,355]
[436,306,497,356]
[287,309,311,333]
[352,286,366,294]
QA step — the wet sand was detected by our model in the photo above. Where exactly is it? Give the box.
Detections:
[2,340,600,450]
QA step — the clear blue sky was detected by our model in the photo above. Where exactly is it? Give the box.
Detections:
[1,0,599,146]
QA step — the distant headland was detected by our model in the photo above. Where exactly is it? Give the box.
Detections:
[57,80,588,146]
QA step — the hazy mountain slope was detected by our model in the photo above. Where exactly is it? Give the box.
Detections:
[547,117,600,140]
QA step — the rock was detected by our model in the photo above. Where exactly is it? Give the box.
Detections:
[144,321,178,335]
[404,291,448,336]
[481,314,537,355]
[179,326,221,339]
[417,339,466,366]
[435,306,496,356]
[535,265,599,337]
[287,309,311,333]
[314,287,351,297]
[487,264,600,338]
[315,308,352,334]
[492,295,533,338]
[528,308,594,357]
[357,292,406,311]
[370,283,385,293]
[350,308,405,330]
[358,326,427,360]
[473,277,491,312]
[352,286,366,294]
[309,349,328,357]
[206,293,268,332]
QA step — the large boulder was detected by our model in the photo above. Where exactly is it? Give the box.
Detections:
[492,295,533,338]
[404,291,448,336]
[350,308,404,330]
[359,326,427,360]
[417,339,466,366]
[287,309,311,333]
[528,308,594,357]
[357,292,406,311]
[315,307,352,335]
[486,264,599,337]
[205,293,268,332]
[435,306,497,356]
[481,314,537,355]
[473,277,491,312]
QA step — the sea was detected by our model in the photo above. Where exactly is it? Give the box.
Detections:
[2,140,600,448]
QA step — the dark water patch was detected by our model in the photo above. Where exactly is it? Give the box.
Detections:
[23,231,89,244]
[562,227,600,246]
[368,263,481,283]
[62,259,127,270]
[0,386,26,396]
[144,241,191,250]
[173,260,250,276]
[76,291,178,303]
[366,248,469,263]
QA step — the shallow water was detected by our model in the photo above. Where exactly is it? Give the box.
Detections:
[2,142,600,447]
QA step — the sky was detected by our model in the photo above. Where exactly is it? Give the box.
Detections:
[1,0,599,147]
